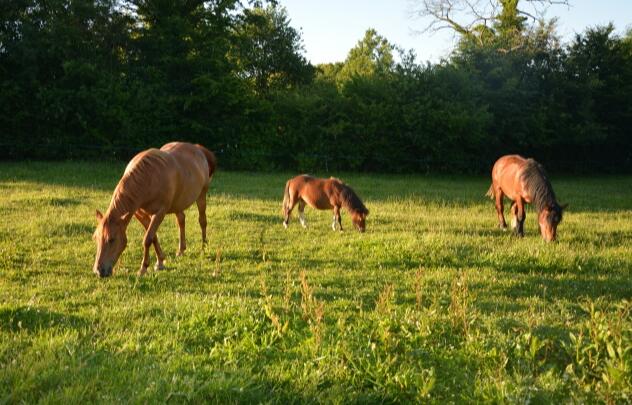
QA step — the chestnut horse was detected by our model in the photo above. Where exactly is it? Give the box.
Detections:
[282,175,369,232]
[93,142,216,277]
[487,154,566,242]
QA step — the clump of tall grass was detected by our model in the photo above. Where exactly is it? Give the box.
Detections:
[300,271,325,349]
[414,266,424,311]
[259,274,287,336]
[375,284,394,315]
[283,268,294,313]
[564,299,632,403]
[212,247,222,277]
[449,270,474,338]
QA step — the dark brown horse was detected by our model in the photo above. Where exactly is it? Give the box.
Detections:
[487,155,566,242]
[93,142,216,277]
[282,175,369,232]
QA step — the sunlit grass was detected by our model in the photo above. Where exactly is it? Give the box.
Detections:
[0,162,630,403]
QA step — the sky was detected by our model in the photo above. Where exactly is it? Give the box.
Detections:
[280,0,632,64]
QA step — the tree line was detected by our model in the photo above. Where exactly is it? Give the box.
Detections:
[1,0,631,173]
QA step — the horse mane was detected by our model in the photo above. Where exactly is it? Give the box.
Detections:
[339,183,368,215]
[109,149,170,216]
[521,159,558,213]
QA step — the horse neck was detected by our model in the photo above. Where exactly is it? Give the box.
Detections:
[107,176,140,220]
[339,186,362,215]
[341,198,357,215]
[529,176,558,214]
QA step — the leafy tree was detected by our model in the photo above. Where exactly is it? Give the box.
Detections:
[337,29,395,84]
[562,24,632,170]
[315,62,344,83]
[0,0,131,157]
[230,4,313,95]
[1,1,631,173]
[120,0,249,148]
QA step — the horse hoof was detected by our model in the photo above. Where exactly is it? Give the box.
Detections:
[176,251,184,257]
[283,222,288,229]
[137,266,148,276]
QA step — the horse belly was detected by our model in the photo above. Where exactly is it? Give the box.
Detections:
[169,171,207,212]
[169,189,200,213]
[168,148,209,213]
[494,161,523,202]
[303,194,332,210]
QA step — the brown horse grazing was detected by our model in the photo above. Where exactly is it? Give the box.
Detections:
[487,154,567,242]
[282,175,369,232]
[93,142,216,277]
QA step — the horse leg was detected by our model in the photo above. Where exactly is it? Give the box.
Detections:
[332,205,343,232]
[515,199,526,237]
[196,188,208,245]
[283,196,297,229]
[298,200,307,228]
[134,211,166,271]
[510,202,518,231]
[139,211,166,275]
[494,189,507,230]
[175,212,186,256]
[337,210,343,232]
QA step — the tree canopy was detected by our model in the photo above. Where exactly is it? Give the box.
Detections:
[1,0,630,173]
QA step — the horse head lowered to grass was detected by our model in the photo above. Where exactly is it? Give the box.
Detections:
[93,142,216,277]
[487,154,567,242]
[282,175,369,232]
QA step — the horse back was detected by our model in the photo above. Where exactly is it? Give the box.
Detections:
[288,175,339,210]
[160,143,211,210]
[491,155,530,201]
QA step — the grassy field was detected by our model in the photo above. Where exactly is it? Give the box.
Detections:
[0,161,630,404]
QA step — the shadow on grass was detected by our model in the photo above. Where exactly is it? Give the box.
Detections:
[1,336,323,403]
[565,230,632,249]
[46,222,94,237]
[228,210,279,224]
[0,161,125,191]
[1,162,630,214]
[498,273,631,302]
[0,306,87,333]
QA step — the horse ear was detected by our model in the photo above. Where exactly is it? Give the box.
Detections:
[96,210,103,222]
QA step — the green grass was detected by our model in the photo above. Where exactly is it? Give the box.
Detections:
[0,161,630,404]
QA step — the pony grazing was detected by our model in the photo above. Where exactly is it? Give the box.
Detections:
[282,175,369,232]
[93,142,216,277]
[487,154,567,242]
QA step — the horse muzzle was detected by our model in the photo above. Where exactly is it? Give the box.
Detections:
[94,266,113,278]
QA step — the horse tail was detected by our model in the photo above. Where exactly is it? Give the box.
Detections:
[196,144,217,179]
[486,184,495,199]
